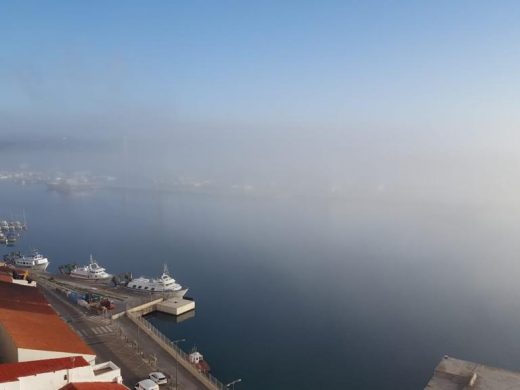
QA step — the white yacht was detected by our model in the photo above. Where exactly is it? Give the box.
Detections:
[15,250,49,271]
[127,265,188,297]
[70,255,112,280]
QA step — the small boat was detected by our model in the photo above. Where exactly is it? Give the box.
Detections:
[127,264,188,297]
[0,221,9,231]
[14,250,50,271]
[189,347,211,374]
[6,233,17,243]
[70,255,112,280]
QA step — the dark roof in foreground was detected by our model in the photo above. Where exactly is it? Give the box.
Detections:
[0,356,89,383]
[424,356,520,390]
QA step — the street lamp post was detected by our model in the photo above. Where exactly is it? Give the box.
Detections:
[172,338,186,389]
[225,379,242,390]
[136,322,140,353]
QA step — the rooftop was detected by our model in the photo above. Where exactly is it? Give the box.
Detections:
[0,356,89,383]
[425,356,520,390]
[0,274,12,283]
[60,383,129,390]
[0,280,47,305]
[0,281,94,355]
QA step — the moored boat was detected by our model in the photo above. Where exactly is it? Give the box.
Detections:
[6,232,17,244]
[127,264,188,297]
[0,221,9,231]
[70,255,112,280]
[14,250,49,271]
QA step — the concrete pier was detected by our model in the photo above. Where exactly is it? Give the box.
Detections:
[157,297,195,316]
[425,356,520,389]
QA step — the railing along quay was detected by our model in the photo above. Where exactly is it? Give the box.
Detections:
[127,312,226,390]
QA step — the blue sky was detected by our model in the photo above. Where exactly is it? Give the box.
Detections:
[2,1,519,133]
[2,1,520,198]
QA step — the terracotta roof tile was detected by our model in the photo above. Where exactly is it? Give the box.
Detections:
[0,356,89,382]
[0,281,94,355]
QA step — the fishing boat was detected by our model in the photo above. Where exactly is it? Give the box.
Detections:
[127,264,188,297]
[70,255,112,280]
[14,250,49,271]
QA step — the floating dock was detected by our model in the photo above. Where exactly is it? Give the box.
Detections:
[157,297,195,316]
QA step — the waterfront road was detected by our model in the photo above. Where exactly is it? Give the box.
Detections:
[40,282,204,390]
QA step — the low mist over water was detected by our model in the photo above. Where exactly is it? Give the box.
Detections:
[2,175,520,389]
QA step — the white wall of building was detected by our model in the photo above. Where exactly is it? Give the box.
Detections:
[11,280,36,288]
[92,361,123,384]
[0,325,18,363]
[17,348,96,365]
[17,366,93,390]
[0,379,20,390]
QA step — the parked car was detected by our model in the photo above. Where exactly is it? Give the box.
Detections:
[134,379,159,390]
[149,371,168,385]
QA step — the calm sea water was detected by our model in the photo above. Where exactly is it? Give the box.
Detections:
[2,182,520,389]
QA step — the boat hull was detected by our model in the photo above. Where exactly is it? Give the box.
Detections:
[173,288,188,298]
[69,272,112,280]
[126,284,188,297]
[15,262,49,271]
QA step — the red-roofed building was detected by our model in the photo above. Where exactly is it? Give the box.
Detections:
[60,383,129,389]
[0,281,95,364]
[0,357,123,390]
[0,356,89,383]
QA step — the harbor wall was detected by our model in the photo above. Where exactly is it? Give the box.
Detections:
[111,298,163,320]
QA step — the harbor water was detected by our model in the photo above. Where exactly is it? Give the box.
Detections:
[2,182,520,389]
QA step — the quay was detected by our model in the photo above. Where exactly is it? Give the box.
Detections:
[33,273,226,390]
[38,272,195,318]
[425,356,520,389]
